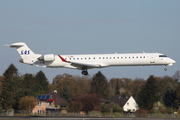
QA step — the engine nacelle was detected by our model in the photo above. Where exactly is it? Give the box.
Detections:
[39,54,55,61]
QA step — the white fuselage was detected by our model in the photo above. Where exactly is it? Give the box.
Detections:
[33,53,175,69]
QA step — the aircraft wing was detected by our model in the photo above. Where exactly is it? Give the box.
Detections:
[58,55,100,70]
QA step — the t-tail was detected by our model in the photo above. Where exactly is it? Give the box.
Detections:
[9,42,41,65]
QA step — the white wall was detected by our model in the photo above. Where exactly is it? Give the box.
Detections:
[123,96,138,112]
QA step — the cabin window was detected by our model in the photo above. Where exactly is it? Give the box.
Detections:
[143,56,145,58]
[89,57,90,59]
[117,57,119,59]
[136,56,138,58]
[99,57,101,59]
[159,55,167,57]
[106,57,108,59]
[132,57,134,58]
[103,57,105,59]
[125,57,127,59]
[69,58,71,60]
[93,57,95,59]
[140,56,142,58]
[81,58,83,60]
[65,58,67,60]
[73,58,75,60]
[121,57,123,59]
[110,57,111,59]
[114,57,115,59]
[85,58,86,60]
[129,57,130,59]
[77,58,79,60]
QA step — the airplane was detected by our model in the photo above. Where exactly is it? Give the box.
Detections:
[8,42,176,75]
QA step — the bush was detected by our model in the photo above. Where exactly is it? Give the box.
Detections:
[88,111,101,117]
[135,109,149,117]
[101,104,110,113]
[113,104,123,113]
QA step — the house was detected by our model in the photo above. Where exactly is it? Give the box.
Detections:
[109,95,138,112]
[32,90,68,115]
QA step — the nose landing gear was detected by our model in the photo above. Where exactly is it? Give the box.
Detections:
[164,66,167,71]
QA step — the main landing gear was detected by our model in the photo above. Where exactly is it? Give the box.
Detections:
[82,69,88,75]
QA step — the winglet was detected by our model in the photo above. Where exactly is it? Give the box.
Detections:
[58,55,67,62]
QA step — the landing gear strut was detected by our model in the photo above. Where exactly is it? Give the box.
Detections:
[164,66,167,71]
[82,69,88,75]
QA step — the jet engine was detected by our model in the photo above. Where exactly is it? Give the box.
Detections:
[39,54,55,61]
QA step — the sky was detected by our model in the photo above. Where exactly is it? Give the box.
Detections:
[0,0,180,83]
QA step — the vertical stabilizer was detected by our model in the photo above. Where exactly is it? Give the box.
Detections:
[10,42,36,59]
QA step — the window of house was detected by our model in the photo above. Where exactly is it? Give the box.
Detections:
[38,102,42,106]
[127,102,129,105]
[38,110,42,114]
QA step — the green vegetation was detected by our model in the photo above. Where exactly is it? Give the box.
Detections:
[1,64,180,116]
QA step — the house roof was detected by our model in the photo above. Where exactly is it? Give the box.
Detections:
[37,90,68,106]
[109,95,131,107]
[51,92,68,106]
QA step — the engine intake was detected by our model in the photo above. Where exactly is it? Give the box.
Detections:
[39,54,55,61]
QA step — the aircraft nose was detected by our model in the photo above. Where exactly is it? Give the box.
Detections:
[172,59,176,64]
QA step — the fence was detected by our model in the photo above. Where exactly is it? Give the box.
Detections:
[0,110,179,119]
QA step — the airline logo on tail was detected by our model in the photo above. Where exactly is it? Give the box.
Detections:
[21,50,30,55]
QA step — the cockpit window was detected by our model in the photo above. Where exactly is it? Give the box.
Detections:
[159,55,167,57]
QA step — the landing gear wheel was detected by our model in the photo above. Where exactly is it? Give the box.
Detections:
[82,70,88,75]
[164,68,167,71]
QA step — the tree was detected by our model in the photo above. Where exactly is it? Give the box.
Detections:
[101,104,110,113]
[90,71,110,99]
[175,83,180,108]
[2,64,20,109]
[137,75,160,110]
[60,85,72,100]
[19,96,38,114]
[22,73,35,89]
[115,79,120,95]
[53,73,76,95]
[68,101,83,112]
[35,70,49,91]
[163,82,176,108]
